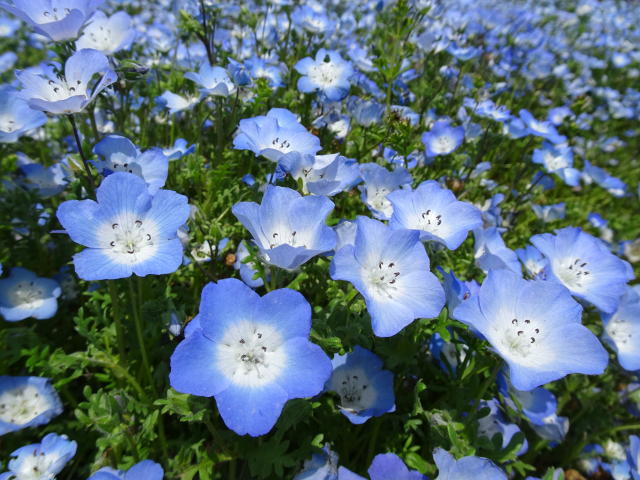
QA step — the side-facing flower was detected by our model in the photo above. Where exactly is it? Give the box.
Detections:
[56,172,190,280]
[278,152,361,197]
[330,216,445,337]
[0,0,103,41]
[232,186,336,270]
[454,269,608,391]
[476,399,527,456]
[0,267,61,321]
[531,227,634,313]
[338,453,426,480]
[295,49,354,101]
[169,279,332,436]
[421,120,465,157]
[602,287,640,371]
[325,346,395,424]
[358,163,412,220]
[294,445,339,480]
[0,376,63,435]
[75,10,136,55]
[92,135,168,194]
[16,49,116,115]
[233,108,321,162]
[185,63,236,97]
[433,448,506,480]
[0,433,77,480]
[0,87,47,143]
[388,180,482,250]
[87,460,163,480]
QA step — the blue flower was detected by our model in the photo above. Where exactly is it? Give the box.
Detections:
[156,90,199,114]
[92,135,169,194]
[295,49,354,101]
[185,63,236,97]
[388,180,482,250]
[330,216,445,337]
[433,448,506,479]
[19,161,68,198]
[75,10,136,55]
[582,159,628,197]
[244,56,285,88]
[531,203,566,223]
[56,172,190,281]
[628,435,640,480]
[87,460,163,480]
[531,143,580,187]
[163,138,195,161]
[338,453,425,480]
[16,49,117,115]
[531,227,634,313]
[515,245,548,279]
[232,186,336,270]
[430,330,470,374]
[325,346,395,424]
[0,0,103,41]
[169,279,332,436]
[358,163,412,220]
[518,110,565,144]
[233,241,265,288]
[0,267,61,321]
[477,399,527,456]
[602,287,640,371]
[278,152,361,197]
[0,87,47,143]
[291,5,335,35]
[473,227,521,274]
[421,120,465,157]
[0,376,62,435]
[294,445,339,480]
[454,269,608,390]
[0,433,77,480]
[234,108,321,162]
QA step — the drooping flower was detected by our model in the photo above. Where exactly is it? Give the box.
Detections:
[0,267,61,322]
[56,172,190,281]
[454,269,608,391]
[388,180,482,250]
[185,63,236,97]
[358,163,412,220]
[16,49,117,115]
[234,108,321,162]
[295,49,354,101]
[531,227,633,313]
[601,287,640,371]
[330,216,445,337]
[92,135,169,194]
[0,433,77,480]
[421,120,465,157]
[0,87,47,143]
[0,376,63,435]
[433,448,506,480]
[169,279,332,436]
[87,460,163,480]
[325,346,395,424]
[75,10,135,54]
[0,0,103,42]
[231,186,336,270]
[278,152,361,196]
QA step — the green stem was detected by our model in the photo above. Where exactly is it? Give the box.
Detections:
[128,277,153,390]
[67,114,96,196]
[108,281,128,366]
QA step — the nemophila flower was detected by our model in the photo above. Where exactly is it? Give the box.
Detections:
[0,14,20,37]
[471,99,511,122]
[325,346,395,424]
[547,106,572,125]
[0,0,103,41]
[388,180,482,250]
[233,241,264,288]
[531,203,566,223]
[339,453,425,480]
[477,399,527,456]
[291,5,334,35]
[163,138,195,161]
[169,279,332,436]
[294,445,339,480]
[92,135,168,194]
[0,376,62,435]
[347,96,385,126]
[473,227,521,274]
[185,63,236,97]
[244,56,285,88]
[0,267,61,322]
[19,161,68,197]
[156,90,199,114]
[0,50,16,73]
[602,287,640,371]
[454,269,607,391]
[295,49,354,101]
[278,152,361,197]
[531,143,580,187]
[56,172,189,281]
[433,448,506,480]
[628,436,640,480]
[430,331,470,374]
[16,49,116,115]
[0,87,47,143]
[0,433,77,480]
[582,159,627,197]
[75,10,136,54]
[421,120,464,157]
[87,460,163,480]
[231,186,336,270]
[531,227,634,313]
[358,163,412,220]
[330,216,445,337]
[234,108,321,162]
[515,245,548,279]
[518,109,565,144]
[438,267,479,316]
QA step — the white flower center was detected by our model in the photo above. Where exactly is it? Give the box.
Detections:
[38,7,72,23]
[333,367,375,412]
[87,25,113,48]
[0,385,51,425]
[606,317,633,350]
[40,78,85,102]
[215,321,286,387]
[418,208,443,232]
[98,217,159,264]
[432,134,455,154]
[12,450,65,480]
[555,257,591,290]
[367,260,401,299]
[8,281,46,310]
[0,115,17,133]
[308,60,339,88]
[500,317,542,359]
[543,151,568,171]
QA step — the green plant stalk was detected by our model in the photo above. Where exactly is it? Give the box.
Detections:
[108,280,128,367]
